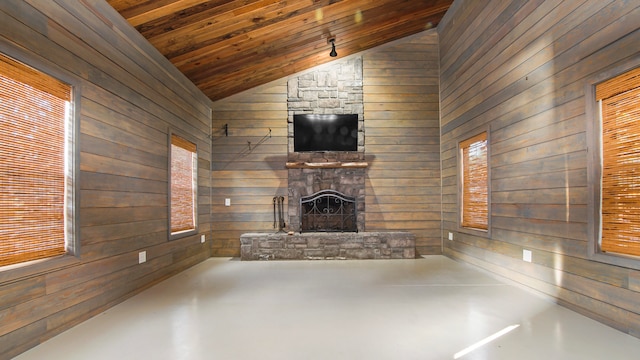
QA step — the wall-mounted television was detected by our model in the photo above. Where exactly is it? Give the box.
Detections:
[293,114,358,152]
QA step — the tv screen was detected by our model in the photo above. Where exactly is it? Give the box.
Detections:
[293,114,358,152]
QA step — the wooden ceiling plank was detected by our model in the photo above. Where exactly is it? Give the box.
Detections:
[208,35,439,98]
[105,0,453,101]
[143,0,315,52]
[138,0,310,46]
[170,0,393,70]
[134,0,242,37]
[106,0,143,12]
[233,0,283,16]
[182,1,445,79]
[117,0,212,26]
[165,1,332,65]
[197,13,446,100]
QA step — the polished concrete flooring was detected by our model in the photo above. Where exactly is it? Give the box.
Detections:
[16,256,640,359]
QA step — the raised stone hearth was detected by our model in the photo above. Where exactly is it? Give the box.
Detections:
[240,232,415,260]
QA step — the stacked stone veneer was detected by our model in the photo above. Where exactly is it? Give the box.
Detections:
[287,56,365,158]
[287,57,366,232]
[240,232,415,260]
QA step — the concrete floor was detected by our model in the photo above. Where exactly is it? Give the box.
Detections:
[15,256,640,359]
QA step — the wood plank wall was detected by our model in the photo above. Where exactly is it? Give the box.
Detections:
[0,1,212,357]
[363,31,442,255]
[210,32,441,257]
[210,81,288,257]
[439,0,640,336]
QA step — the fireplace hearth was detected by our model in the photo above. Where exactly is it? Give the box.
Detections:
[240,232,416,260]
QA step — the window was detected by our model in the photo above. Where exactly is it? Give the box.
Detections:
[595,66,640,258]
[169,133,197,238]
[459,132,488,231]
[0,53,74,267]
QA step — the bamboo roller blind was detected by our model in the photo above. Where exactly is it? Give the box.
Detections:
[170,134,197,234]
[597,67,640,257]
[0,53,69,267]
[460,132,488,230]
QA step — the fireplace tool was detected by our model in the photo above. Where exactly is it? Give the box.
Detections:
[273,196,286,232]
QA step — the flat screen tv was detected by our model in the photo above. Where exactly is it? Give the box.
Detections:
[293,114,358,152]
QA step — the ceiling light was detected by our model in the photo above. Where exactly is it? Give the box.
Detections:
[329,38,337,57]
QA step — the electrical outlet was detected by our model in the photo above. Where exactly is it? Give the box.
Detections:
[201,234,206,243]
[138,251,147,264]
[448,232,453,241]
[225,198,231,207]
[523,249,532,263]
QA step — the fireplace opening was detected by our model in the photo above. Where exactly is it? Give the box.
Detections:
[300,190,357,233]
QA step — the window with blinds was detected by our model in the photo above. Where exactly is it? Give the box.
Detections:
[460,132,488,231]
[596,66,640,257]
[0,53,72,267]
[170,133,197,237]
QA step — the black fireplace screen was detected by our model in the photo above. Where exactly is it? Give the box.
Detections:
[300,190,357,233]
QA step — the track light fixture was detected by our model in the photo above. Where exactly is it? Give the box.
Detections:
[328,38,337,57]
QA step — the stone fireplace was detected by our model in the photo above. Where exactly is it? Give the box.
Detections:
[239,56,415,261]
[286,57,366,232]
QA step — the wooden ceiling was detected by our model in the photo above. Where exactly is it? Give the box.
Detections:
[107,0,453,102]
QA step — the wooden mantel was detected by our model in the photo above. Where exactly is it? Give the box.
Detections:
[285,161,369,169]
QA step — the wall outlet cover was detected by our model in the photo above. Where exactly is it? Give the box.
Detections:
[138,251,147,264]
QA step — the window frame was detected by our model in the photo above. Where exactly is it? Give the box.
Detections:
[168,130,198,240]
[587,58,640,270]
[0,43,80,276]
[457,129,491,237]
